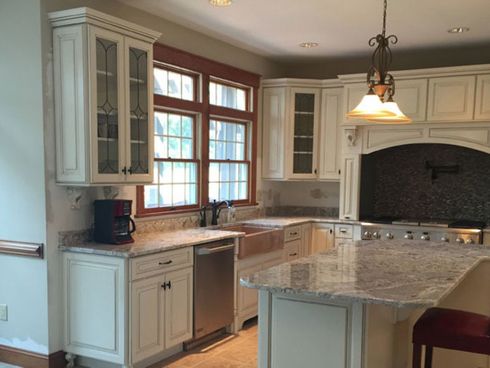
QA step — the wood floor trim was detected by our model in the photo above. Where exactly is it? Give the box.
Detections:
[0,344,65,368]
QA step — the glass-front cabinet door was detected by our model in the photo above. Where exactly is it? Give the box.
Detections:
[125,38,153,183]
[289,88,320,179]
[90,27,125,183]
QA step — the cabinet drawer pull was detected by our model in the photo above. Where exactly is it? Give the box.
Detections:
[159,260,173,265]
[289,252,298,256]
[289,232,298,236]
[339,228,348,233]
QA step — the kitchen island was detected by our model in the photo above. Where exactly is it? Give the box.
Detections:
[241,240,490,368]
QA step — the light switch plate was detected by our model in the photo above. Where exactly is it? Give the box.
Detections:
[0,304,7,321]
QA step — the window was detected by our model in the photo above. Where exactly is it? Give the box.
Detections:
[137,44,260,216]
[209,120,249,202]
[142,111,199,212]
[209,81,247,111]
[154,66,196,101]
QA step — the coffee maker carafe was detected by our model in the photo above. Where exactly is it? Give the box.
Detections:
[94,200,136,244]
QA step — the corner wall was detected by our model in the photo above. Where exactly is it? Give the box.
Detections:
[0,0,49,355]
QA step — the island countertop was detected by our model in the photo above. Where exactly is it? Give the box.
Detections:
[240,240,490,308]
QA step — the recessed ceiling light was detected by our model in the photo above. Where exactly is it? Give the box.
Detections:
[209,0,232,6]
[448,26,470,34]
[299,42,319,48]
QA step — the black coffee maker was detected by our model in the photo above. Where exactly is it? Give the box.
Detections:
[94,200,136,244]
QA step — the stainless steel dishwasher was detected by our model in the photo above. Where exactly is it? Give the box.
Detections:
[193,239,235,339]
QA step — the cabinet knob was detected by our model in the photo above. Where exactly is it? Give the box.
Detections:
[128,166,133,175]
[314,169,318,174]
[121,166,127,175]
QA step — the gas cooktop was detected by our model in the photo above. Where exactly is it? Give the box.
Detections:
[361,217,486,230]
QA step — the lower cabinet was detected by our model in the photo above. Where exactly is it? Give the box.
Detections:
[63,246,194,367]
[131,267,193,364]
[311,223,335,254]
[236,249,284,330]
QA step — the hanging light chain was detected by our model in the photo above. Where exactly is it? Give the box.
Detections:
[382,0,387,37]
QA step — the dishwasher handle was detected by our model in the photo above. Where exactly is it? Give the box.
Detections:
[196,243,235,255]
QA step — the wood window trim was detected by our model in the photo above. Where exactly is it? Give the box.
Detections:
[137,43,260,217]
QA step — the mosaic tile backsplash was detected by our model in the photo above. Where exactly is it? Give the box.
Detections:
[360,144,490,224]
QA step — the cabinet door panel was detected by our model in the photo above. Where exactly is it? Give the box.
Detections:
[89,26,126,183]
[125,38,154,183]
[262,87,286,179]
[475,74,490,120]
[339,155,360,220]
[288,88,320,179]
[311,223,334,254]
[131,275,165,363]
[319,88,343,180]
[165,267,193,348]
[427,76,476,121]
[237,264,262,317]
[301,223,312,257]
[394,79,427,122]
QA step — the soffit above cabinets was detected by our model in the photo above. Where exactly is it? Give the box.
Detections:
[116,0,490,59]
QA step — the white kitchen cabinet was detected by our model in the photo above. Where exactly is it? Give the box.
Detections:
[131,274,166,363]
[164,267,193,348]
[475,74,490,121]
[311,223,335,254]
[319,88,343,180]
[262,82,322,180]
[339,155,361,220]
[50,8,160,185]
[427,76,476,122]
[262,87,287,179]
[236,249,284,330]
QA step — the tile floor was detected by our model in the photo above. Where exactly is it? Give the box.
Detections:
[151,319,258,368]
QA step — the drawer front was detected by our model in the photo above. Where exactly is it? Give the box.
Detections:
[284,239,301,261]
[130,247,193,281]
[284,225,302,242]
[335,224,353,239]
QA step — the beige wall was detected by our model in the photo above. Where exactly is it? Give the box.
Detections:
[45,0,284,78]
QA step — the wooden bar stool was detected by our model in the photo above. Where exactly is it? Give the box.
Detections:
[412,307,490,368]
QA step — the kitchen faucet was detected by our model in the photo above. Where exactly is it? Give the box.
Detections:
[210,200,233,226]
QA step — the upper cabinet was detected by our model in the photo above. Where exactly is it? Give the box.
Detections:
[49,8,161,185]
[427,76,476,122]
[262,80,341,181]
[475,74,490,121]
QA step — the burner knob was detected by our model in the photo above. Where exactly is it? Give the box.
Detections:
[456,238,464,244]
[372,231,381,239]
[363,231,373,239]
[386,232,394,240]
[440,236,449,242]
[465,238,475,245]
[404,232,414,240]
[420,234,431,241]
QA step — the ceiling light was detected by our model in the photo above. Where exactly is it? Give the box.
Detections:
[209,0,232,6]
[299,42,319,48]
[347,0,411,124]
[448,27,470,34]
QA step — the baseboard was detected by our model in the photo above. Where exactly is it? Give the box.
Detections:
[0,344,65,368]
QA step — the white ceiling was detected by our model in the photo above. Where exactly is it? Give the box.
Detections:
[118,0,490,59]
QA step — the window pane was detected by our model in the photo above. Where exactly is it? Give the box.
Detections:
[182,75,194,101]
[168,71,181,98]
[168,137,181,158]
[181,116,193,137]
[155,136,167,158]
[208,162,249,202]
[168,114,181,136]
[209,182,219,202]
[160,162,172,184]
[154,112,167,135]
[173,184,186,205]
[182,138,193,159]
[153,68,168,96]
[209,81,247,111]
[144,185,159,208]
[209,163,219,182]
[220,163,230,181]
[188,184,197,204]
[173,162,185,183]
[154,67,196,101]
[159,185,172,206]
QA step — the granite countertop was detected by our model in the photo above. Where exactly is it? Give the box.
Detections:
[242,216,357,228]
[60,228,245,258]
[240,240,490,308]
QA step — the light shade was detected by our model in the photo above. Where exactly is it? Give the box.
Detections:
[367,100,412,124]
[346,89,396,119]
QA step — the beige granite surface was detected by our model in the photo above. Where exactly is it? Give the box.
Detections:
[60,228,245,258]
[241,240,490,308]
[241,216,354,228]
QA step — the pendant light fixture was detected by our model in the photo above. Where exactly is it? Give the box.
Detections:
[347,0,411,124]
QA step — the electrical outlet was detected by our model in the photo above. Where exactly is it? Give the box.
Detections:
[0,304,8,321]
